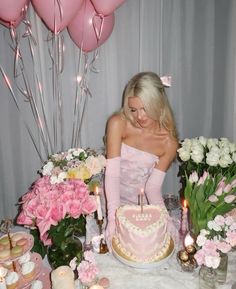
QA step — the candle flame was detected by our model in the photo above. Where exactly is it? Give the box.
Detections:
[94,186,99,195]
[184,232,194,247]
[183,199,187,208]
[140,188,144,195]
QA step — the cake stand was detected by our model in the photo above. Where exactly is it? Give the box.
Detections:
[0,232,51,289]
[111,237,175,269]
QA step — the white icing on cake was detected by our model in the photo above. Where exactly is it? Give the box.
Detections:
[31,280,43,289]
[115,204,171,262]
[6,272,19,285]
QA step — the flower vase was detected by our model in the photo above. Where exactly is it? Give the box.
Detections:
[215,253,228,284]
[80,277,98,289]
[48,237,83,269]
[199,266,217,289]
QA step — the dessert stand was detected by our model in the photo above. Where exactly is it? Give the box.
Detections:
[0,232,51,289]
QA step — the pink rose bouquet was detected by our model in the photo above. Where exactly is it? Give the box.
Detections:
[194,215,236,269]
[16,147,106,260]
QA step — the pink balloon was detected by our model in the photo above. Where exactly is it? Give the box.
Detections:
[0,1,29,29]
[0,0,28,22]
[31,0,84,33]
[91,0,125,16]
[68,0,115,52]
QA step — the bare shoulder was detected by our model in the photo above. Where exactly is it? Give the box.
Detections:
[105,113,127,158]
[106,113,126,135]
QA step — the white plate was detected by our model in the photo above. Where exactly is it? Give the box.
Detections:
[111,237,175,269]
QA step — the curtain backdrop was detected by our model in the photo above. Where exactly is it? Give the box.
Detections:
[0,0,235,220]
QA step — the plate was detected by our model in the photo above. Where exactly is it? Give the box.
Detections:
[112,237,175,269]
[0,232,34,262]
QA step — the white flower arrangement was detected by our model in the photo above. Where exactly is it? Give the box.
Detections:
[178,136,236,186]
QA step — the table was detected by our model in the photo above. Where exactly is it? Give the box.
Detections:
[95,249,236,289]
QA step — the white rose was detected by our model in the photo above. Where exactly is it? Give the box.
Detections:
[182,138,192,149]
[177,147,191,161]
[211,221,221,232]
[219,153,233,168]
[220,146,230,155]
[206,151,219,166]
[207,138,219,149]
[200,229,210,236]
[73,149,85,157]
[58,171,67,182]
[196,234,207,247]
[42,161,54,176]
[50,175,60,184]
[191,150,204,163]
[209,146,220,154]
[229,142,236,153]
[85,156,103,175]
[219,138,230,147]
[232,152,236,162]
[198,136,207,146]
[66,153,73,161]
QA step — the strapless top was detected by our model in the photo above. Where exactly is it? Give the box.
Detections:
[120,143,159,205]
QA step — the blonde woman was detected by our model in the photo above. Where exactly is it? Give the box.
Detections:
[104,72,179,248]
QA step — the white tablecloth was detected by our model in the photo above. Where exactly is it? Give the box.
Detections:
[95,249,236,289]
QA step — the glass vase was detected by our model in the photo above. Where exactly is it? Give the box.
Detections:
[215,253,228,284]
[199,265,216,289]
[80,277,98,289]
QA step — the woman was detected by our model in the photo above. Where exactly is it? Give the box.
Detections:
[104,72,179,248]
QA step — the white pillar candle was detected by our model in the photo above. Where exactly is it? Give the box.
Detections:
[95,186,103,220]
[51,266,75,289]
[181,199,188,234]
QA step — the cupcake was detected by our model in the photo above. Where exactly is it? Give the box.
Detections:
[30,280,43,289]
[18,252,31,265]
[11,245,23,258]
[5,272,19,289]
[0,248,10,260]
[21,261,36,280]
[0,236,10,247]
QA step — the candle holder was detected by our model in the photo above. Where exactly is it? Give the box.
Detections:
[177,231,198,272]
[96,219,108,254]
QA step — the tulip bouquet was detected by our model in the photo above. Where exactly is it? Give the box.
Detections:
[184,170,236,236]
[194,215,236,269]
[17,147,106,262]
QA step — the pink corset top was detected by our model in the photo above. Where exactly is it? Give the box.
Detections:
[120,143,159,205]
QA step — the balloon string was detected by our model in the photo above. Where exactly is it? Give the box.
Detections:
[0,65,44,163]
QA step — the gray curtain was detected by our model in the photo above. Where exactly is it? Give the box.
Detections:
[0,0,235,220]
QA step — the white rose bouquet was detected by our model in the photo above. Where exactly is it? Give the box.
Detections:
[177,137,236,187]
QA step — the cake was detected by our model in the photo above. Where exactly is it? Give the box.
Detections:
[6,272,19,289]
[113,204,173,263]
[11,245,23,258]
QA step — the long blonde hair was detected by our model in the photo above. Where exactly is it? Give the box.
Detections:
[121,72,178,139]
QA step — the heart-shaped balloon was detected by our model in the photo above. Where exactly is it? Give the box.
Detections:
[31,0,84,33]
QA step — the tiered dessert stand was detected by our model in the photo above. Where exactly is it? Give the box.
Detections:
[0,232,51,289]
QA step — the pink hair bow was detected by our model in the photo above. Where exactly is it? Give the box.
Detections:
[160,75,172,87]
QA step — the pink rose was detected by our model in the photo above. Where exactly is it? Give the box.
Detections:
[81,196,97,215]
[67,200,82,219]
[17,212,33,226]
[216,241,231,253]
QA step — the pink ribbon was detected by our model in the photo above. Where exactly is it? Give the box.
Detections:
[160,75,172,87]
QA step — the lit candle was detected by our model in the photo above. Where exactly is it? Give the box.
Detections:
[184,232,196,254]
[0,267,7,289]
[95,186,103,221]
[51,266,75,289]
[181,199,188,234]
